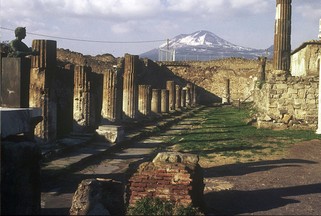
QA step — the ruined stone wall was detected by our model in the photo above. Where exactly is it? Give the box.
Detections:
[254,75,318,130]
[128,152,204,208]
[164,58,273,104]
[291,42,321,77]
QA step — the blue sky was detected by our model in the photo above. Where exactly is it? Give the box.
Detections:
[1,0,320,57]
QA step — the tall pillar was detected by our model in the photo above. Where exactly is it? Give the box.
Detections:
[161,89,169,113]
[101,69,122,123]
[166,81,175,111]
[138,85,152,117]
[123,54,139,120]
[187,83,196,106]
[258,57,267,81]
[222,78,230,104]
[151,89,161,114]
[73,65,96,132]
[175,85,182,110]
[181,89,187,108]
[29,40,57,142]
[273,0,292,72]
[185,86,192,107]
[317,57,321,134]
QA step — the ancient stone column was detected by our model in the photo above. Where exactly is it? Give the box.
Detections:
[181,89,187,108]
[222,78,230,104]
[161,89,169,113]
[151,89,161,114]
[101,69,122,123]
[185,86,192,107]
[317,56,321,134]
[29,40,57,142]
[187,83,196,106]
[258,57,267,81]
[73,65,96,132]
[166,81,175,111]
[273,0,292,71]
[138,85,152,117]
[122,54,139,120]
[175,85,182,110]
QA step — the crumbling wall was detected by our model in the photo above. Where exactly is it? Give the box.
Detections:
[254,74,318,130]
[291,42,321,77]
[128,152,204,208]
[164,58,273,104]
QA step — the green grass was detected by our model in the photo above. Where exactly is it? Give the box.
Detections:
[168,105,320,160]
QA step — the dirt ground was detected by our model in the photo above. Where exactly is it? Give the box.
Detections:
[202,139,321,215]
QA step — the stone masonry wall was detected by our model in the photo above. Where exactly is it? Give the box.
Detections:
[254,75,318,130]
[165,58,273,104]
[128,152,204,208]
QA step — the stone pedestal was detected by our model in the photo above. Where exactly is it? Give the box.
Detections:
[0,107,42,140]
[273,0,292,71]
[138,85,152,117]
[1,57,30,108]
[166,81,175,111]
[175,85,182,110]
[1,141,41,215]
[101,69,122,123]
[96,125,124,143]
[151,89,161,114]
[29,40,57,142]
[161,89,169,113]
[123,54,139,120]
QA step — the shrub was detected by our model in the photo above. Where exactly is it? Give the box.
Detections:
[127,197,203,216]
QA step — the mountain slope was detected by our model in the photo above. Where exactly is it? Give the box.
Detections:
[141,30,272,61]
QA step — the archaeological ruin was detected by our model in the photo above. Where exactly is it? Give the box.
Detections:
[1,0,320,214]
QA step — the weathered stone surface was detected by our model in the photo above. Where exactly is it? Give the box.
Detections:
[151,89,161,114]
[161,89,169,113]
[166,81,176,111]
[152,152,199,165]
[96,125,124,143]
[1,141,41,215]
[273,0,292,71]
[101,69,122,123]
[138,85,151,117]
[70,178,124,216]
[122,54,139,120]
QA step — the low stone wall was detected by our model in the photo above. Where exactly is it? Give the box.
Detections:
[254,73,318,130]
[128,152,204,208]
[1,141,41,215]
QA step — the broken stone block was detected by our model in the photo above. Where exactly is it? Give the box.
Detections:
[69,178,124,216]
[96,125,124,143]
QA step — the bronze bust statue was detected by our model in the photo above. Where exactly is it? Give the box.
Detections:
[8,27,38,57]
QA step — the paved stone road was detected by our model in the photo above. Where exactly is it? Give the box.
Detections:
[41,110,201,215]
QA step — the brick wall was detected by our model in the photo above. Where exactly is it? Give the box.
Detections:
[128,152,204,208]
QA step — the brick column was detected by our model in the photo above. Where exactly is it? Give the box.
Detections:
[166,80,175,111]
[273,0,292,71]
[123,54,139,120]
[175,85,182,110]
[102,69,122,123]
[151,89,161,114]
[138,85,152,117]
[29,40,57,142]
[161,89,169,113]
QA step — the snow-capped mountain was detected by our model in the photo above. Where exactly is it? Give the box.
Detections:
[140,30,272,61]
